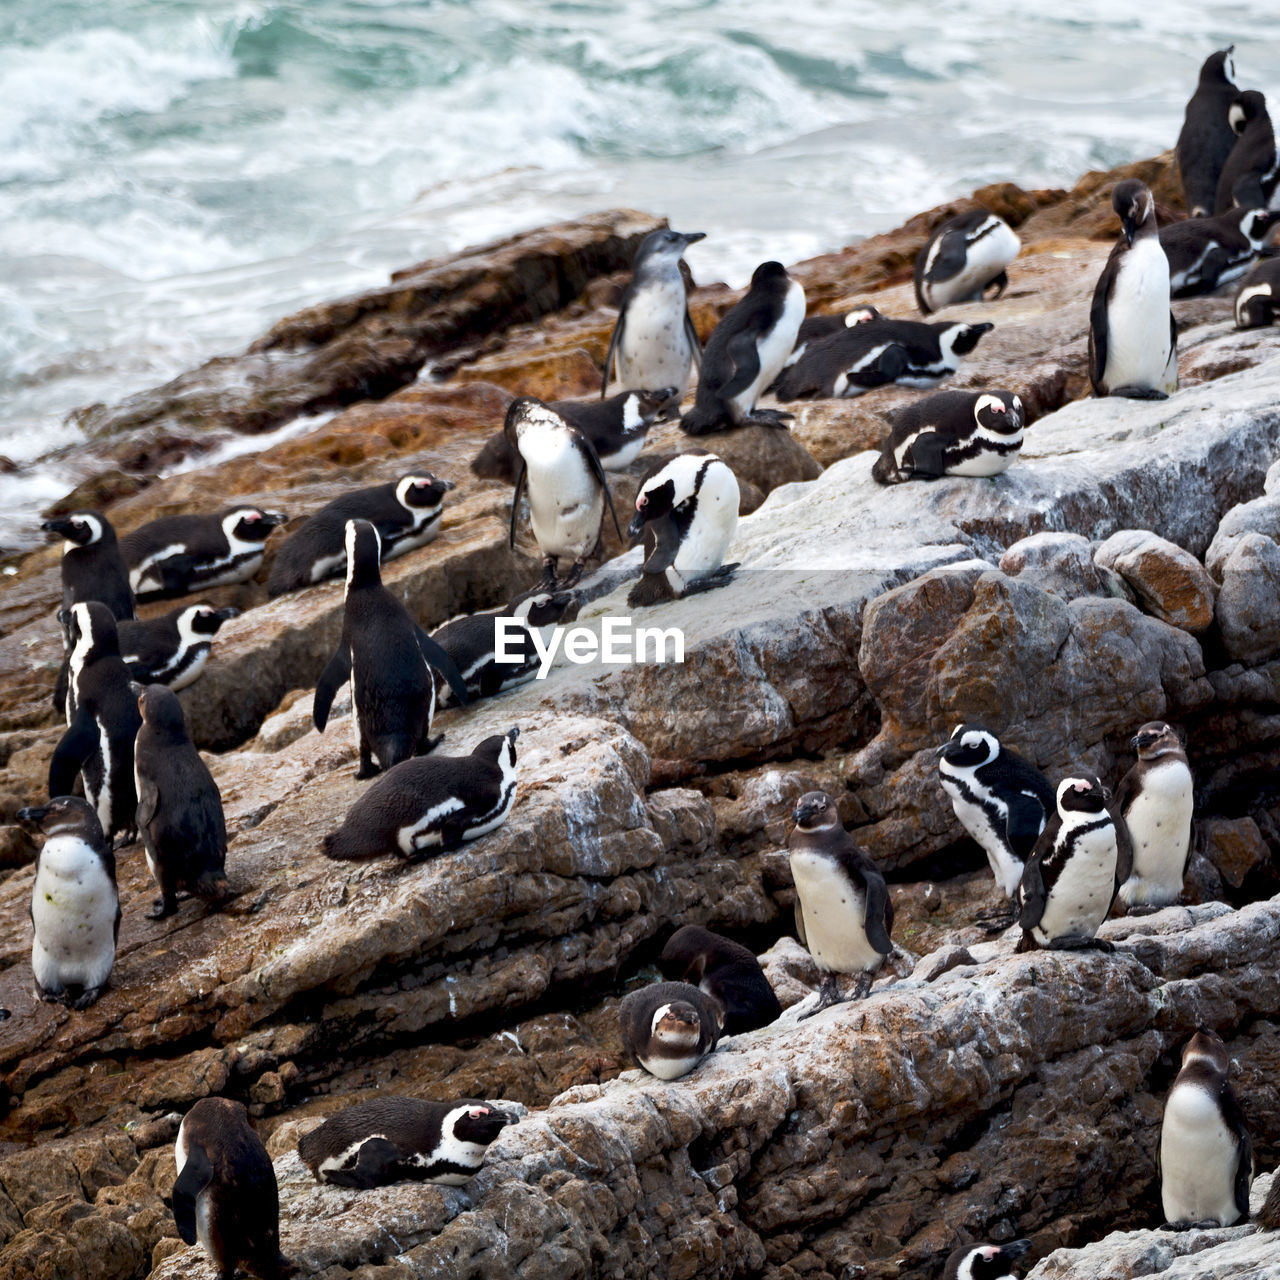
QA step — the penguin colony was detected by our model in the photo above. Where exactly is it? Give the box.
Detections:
[10,42,1280,1280]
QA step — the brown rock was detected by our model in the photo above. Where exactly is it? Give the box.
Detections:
[1199,816,1271,891]
[1093,530,1216,632]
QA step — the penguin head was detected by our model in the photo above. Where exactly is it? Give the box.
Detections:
[1204,46,1236,89]
[344,519,383,591]
[137,683,189,740]
[749,261,790,292]
[513,590,576,628]
[1181,1028,1230,1073]
[1131,720,1182,759]
[629,453,712,541]
[41,511,108,549]
[973,393,1024,436]
[792,791,841,832]
[1236,280,1274,329]
[226,506,287,544]
[1229,90,1265,136]
[945,1239,1033,1280]
[937,322,994,359]
[181,604,239,638]
[1238,208,1280,250]
[844,305,882,327]
[937,723,1000,768]
[650,1000,703,1046]
[1056,776,1108,815]
[69,601,120,666]
[450,1103,516,1147]
[635,228,706,268]
[1112,180,1155,246]
[504,397,574,453]
[17,795,104,844]
[398,473,454,512]
[474,728,520,770]
[634,386,680,420]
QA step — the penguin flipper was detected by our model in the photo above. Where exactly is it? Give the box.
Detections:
[1088,270,1111,393]
[1166,312,1179,390]
[862,871,894,956]
[1016,845,1050,931]
[717,329,764,402]
[1231,172,1267,212]
[49,709,99,797]
[601,311,625,398]
[684,308,703,372]
[577,435,624,542]
[639,514,682,576]
[415,628,470,707]
[509,462,527,550]
[925,227,970,285]
[172,1144,214,1245]
[984,269,1010,300]
[1232,1110,1255,1220]
[1111,808,1134,898]
[1005,791,1049,862]
[904,431,948,478]
[52,655,69,717]
[136,773,161,832]
[322,1137,404,1189]
[313,646,352,733]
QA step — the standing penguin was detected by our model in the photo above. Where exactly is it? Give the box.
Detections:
[936,723,1055,929]
[914,209,1021,314]
[680,261,805,435]
[788,791,894,1014]
[506,398,623,588]
[313,520,469,778]
[1161,207,1280,297]
[872,390,1026,485]
[1088,180,1178,400]
[942,1240,1033,1280]
[1016,777,1132,952]
[1114,722,1194,914]
[41,511,135,621]
[626,452,739,607]
[50,602,142,844]
[1160,1030,1254,1229]
[1215,90,1279,213]
[1177,47,1241,218]
[119,604,239,691]
[173,1097,292,1280]
[134,684,229,919]
[602,228,705,401]
[618,981,724,1080]
[17,797,119,1009]
[659,925,781,1035]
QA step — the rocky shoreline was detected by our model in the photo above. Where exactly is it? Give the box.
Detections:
[0,148,1278,1280]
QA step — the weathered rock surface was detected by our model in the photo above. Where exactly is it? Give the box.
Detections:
[1215,533,1280,664]
[1094,530,1217,633]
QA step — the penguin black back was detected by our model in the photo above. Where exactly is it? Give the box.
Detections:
[41,511,134,621]
[1177,47,1240,217]
[659,925,781,1035]
[119,604,239,690]
[1215,90,1279,214]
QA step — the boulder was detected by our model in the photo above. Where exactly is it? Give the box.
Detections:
[1094,530,1216,632]
[1215,533,1280,664]
[1000,532,1129,602]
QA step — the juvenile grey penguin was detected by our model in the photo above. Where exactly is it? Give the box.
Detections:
[121,505,286,600]
[313,521,469,778]
[50,602,142,844]
[914,209,1021,314]
[134,684,229,919]
[626,452,739,607]
[173,1097,292,1280]
[872,390,1026,484]
[680,260,805,434]
[1160,1029,1254,1229]
[506,397,623,587]
[1161,206,1280,297]
[1088,180,1178,400]
[936,723,1055,929]
[298,1098,515,1188]
[1016,776,1132,952]
[17,797,119,1009]
[788,791,893,1014]
[1177,47,1240,217]
[659,925,781,1035]
[942,1240,1033,1280]
[1215,90,1279,213]
[119,604,239,691]
[618,980,724,1080]
[1235,256,1280,328]
[1114,722,1194,914]
[322,728,519,860]
[602,227,705,401]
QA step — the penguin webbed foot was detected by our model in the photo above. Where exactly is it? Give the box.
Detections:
[1046,934,1113,953]
[70,985,106,1011]
[973,902,1018,933]
[797,975,848,1020]
[113,827,138,850]
[681,563,738,596]
[1124,903,1167,917]
[149,895,179,921]
[559,560,587,589]
[1161,1219,1223,1232]
[354,761,381,781]
[984,270,1010,300]
[539,558,558,589]
[1109,385,1169,401]
[743,408,793,428]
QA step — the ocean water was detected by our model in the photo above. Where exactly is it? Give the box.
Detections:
[0,0,1274,548]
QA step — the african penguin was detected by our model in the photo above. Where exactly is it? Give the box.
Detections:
[942,1240,1033,1280]
[680,260,805,434]
[119,604,238,691]
[506,397,623,588]
[134,683,229,919]
[313,520,469,778]
[788,790,893,1015]
[322,728,519,860]
[17,797,119,1009]
[50,602,142,845]
[1235,256,1280,329]
[658,924,781,1035]
[1088,180,1178,400]
[430,590,577,705]
[1215,90,1279,214]
[1015,776,1132,952]
[774,318,993,400]
[1160,1029,1254,1229]
[267,474,453,596]
[42,510,135,621]
[773,305,883,380]
[121,505,286,600]
[1160,206,1280,297]
[1176,47,1240,218]
[618,980,724,1080]
[603,227,705,401]
[626,452,739,608]
[173,1097,292,1280]
[914,209,1021,314]
[298,1098,515,1189]
[936,723,1055,928]
[1115,721,1194,913]
[872,390,1025,485]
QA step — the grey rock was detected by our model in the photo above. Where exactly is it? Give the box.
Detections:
[1215,533,1280,664]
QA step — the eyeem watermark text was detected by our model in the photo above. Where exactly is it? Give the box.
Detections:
[495,616,685,680]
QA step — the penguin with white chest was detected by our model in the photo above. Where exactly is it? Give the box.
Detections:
[788,791,894,1014]
[602,227,705,401]
[914,209,1021,315]
[1215,90,1279,214]
[173,1097,292,1280]
[1160,1029,1253,1229]
[1176,47,1240,218]
[626,452,739,607]
[17,797,120,1009]
[506,398,623,588]
[680,260,805,434]
[41,510,135,622]
[1115,721,1194,913]
[1235,256,1280,329]
[1160,207,1280,298]
[936,723,1055,930]
[322,728,519,860]
[121,505,286,600]
[619,980,724,1080]
[872,390,1026,485]
[118,604,238,691]
[1016,776,1132,953]
[298,1098,515,1189]
[313,521,469,778]
[659,925,781,1035]
[1089,180,1178,400]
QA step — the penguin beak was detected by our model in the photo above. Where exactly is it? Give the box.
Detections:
[212,607,240,623]
[999,1241,1033,1261]
[262,511,288,529]
[41,517,73,538]
[506,727,520,744]
[1121,211,1138,247]
[440,478,456,492]
[16,806,49,825]
[627,511,646,543]
[680,232,706,247]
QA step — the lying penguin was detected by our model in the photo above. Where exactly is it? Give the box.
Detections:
[914,209,1021,314]
[1235,257,1280,329]
[872,390,1025,485]
[1161,206,1280,297]
[118,604,238,691]
[619,981,724,1080]
[659,925,781,1035]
